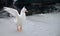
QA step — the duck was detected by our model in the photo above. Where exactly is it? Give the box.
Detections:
[4,6,28,32]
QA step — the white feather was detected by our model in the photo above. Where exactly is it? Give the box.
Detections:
[4,6,28,25]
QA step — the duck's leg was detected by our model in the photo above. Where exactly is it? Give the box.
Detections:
[17,25,22,32]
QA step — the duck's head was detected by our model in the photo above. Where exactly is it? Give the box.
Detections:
[21,6,28,13]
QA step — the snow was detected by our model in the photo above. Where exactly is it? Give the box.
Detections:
[0,12,60,36]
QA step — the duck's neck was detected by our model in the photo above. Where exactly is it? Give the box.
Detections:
[20,11,26,16]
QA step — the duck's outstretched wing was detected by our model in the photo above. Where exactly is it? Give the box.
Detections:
[4,7,19,17]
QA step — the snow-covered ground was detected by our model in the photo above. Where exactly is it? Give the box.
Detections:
[0,12,60,36]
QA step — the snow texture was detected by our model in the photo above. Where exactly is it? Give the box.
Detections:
[0,12,60,36]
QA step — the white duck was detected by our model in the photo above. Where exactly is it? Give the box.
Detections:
[4,6,28,32]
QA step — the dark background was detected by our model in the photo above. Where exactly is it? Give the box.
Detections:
[0,0,60,16]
